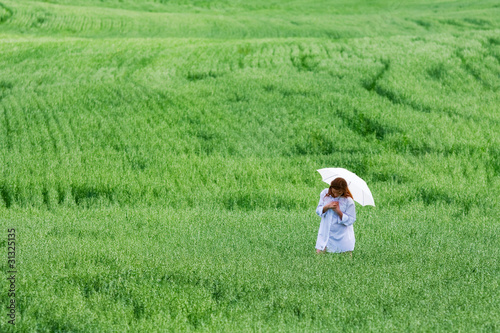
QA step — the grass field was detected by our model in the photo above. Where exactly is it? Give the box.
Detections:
[0,0,499,331]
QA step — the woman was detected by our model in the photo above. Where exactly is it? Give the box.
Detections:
[315,177,356,255]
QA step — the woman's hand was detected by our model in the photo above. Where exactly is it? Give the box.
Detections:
[331,202,343,219]
[322,201,336,213]
[322,201,341,215]
[326,202,336,209]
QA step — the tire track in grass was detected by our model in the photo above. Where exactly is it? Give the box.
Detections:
[1,99,17,153]
[290,42,321,72]
[358,87,488,157]
[50,99,72,152]
[258,43,273,69]
[121,17,129,35]
[0,2,13,24]
[375,78,499,125]
[68,13,81,32]
[4,96,33,207]
[289,43,300,70]
[185,45,228,81]
[104,84,145,200]
[0,80,13,151]
[322,43,334,59]
[132,85,161,148]
[105,17,114,33]
[44,91,73,152]
[373,84,432,114]
[112,17,120,33]
[128,87,166,182]
[78,87,109,151]
[8,95,31,154]
[12,6,26,28]
[334,105,398,142]
[271,43,289,69]
[362,58,390,92]
[92,84,135,203]
[0,105,12,151]
[33,93,64,154]
[110,16,118,33]
[56,97,87,206]
[27,94,56,155]
[485,36,500,61]
[95,15,106,34]
[121,84,147,149]
[51,108,71,152]
[94,85,123,151]
[271,44,284,67]
[82,14,92,33]
[137,84,170,131]
[136,83,180,150]
[235,43,252,69]
[101,84,130,153]
[455,48,497,91]
[96,13,103,31]
[481,39,500,104]
[24,9,36,30]
[64,99,80,151]
[361,57,497,125]
[0,180,11,208]
[20,95,43,153]
[66,90,117,207]
[51,12,63,32]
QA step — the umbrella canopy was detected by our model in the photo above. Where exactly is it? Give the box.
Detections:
[317,168,375,206]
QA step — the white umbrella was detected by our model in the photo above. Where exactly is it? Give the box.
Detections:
[317,168,375,206]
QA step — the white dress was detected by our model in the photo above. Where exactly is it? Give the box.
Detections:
[315,188,356,253]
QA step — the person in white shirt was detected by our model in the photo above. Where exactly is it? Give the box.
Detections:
[315,177,356,255]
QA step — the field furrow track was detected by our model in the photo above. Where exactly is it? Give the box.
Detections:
[0,104,12,151]
[34,94,61,155]
[135,85,176,142]
[6,96,30,154]
[0,2,13,24]
[45,95,72,152]
[102,84,133,153]
[21,95,44,153]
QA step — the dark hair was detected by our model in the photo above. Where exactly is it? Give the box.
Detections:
[327,177,353,200]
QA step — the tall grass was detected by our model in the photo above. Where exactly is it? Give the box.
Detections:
[0,34,499,209]
[0,0,499,331]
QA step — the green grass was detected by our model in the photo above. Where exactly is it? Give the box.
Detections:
[0,0,499,331]
[2,205,498,331]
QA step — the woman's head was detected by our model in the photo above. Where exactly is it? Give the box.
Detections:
[328,177,353,199]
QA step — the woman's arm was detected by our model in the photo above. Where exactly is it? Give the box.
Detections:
[315,190,329,218]
[337,198,356,226]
